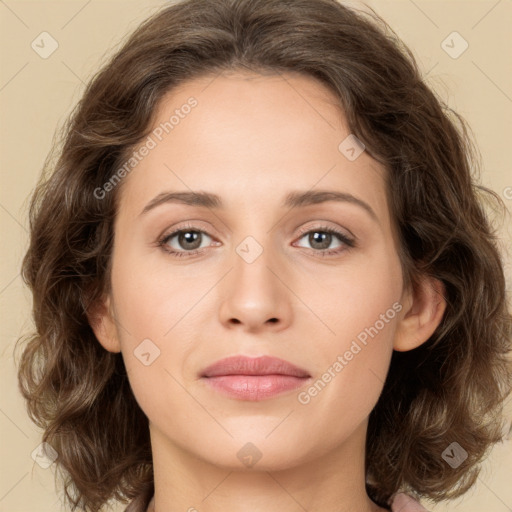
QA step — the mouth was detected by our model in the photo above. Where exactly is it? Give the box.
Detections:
[200,355,311,401]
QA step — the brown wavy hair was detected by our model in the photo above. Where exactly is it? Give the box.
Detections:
[15,0,512,510]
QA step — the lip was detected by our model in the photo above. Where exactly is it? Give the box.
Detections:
[201,355,310,378]
[200,355,311,401]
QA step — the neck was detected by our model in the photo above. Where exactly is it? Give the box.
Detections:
[147,420,387,512]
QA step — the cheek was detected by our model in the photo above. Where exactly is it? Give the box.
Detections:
[298,304,398,442]
[109,250,208,416]
[107,253,171,376]
[110,246,202,341]
[304,244,403,352]
[297,249,401,420]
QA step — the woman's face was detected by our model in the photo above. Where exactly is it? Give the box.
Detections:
[98,70,408,471]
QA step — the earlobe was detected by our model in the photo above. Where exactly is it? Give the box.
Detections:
[393,275,447,352]
[86,294,122,353]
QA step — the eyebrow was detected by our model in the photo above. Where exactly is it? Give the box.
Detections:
[139,189,378,222]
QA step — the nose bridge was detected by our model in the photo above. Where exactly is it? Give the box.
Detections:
[233,231,281,301]
[217,227,292,331]
[239,234,275,281]
[230,208,282,284]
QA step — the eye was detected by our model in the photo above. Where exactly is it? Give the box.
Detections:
[293,225,355,256]
[158,225,216,258]
[157,223,355,259]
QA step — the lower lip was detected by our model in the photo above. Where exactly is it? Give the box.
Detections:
[201,375,310,400]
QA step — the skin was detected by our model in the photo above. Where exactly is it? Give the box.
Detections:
[89,70,446,512]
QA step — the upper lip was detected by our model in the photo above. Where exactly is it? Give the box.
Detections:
[201,355,310,378]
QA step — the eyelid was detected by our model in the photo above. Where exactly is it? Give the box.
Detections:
[159,220,218,240]
[295,221,355,241]
[159,221,353,243]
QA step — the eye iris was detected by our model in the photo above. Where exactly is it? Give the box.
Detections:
[179,231,202,250]
[309,231,331,250]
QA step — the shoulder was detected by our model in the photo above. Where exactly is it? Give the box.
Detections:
[390,492,430,512]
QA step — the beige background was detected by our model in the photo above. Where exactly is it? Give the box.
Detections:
[1,1,511,511]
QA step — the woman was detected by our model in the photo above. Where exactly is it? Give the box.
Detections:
[16,0,511,511]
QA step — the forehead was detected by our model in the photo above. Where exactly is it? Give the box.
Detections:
[117,70,388,221]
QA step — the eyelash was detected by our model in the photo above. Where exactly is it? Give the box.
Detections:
[157,223,356,259]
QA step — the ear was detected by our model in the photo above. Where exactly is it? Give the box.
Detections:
[86,294,122,353]
[394,274,447,352]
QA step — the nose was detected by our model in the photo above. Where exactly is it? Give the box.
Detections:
[218,238,293,333]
